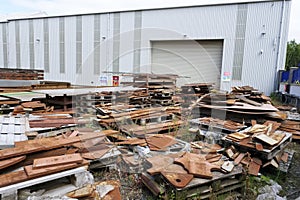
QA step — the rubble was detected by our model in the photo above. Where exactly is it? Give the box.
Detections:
[0,80,297,199]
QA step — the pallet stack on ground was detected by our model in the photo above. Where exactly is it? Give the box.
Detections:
[180,83,213,108]
[122,73,178,106]
[0,68,44,80]
[97,106,182,135]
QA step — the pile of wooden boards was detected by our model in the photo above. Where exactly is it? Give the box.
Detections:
[225,121,285,147]
[225,145,290,176]
[190,117,246,132]
[122,73,178,106]
[97,106,182,135]
[28,115,88,128]
[222,121,292,168]
[180,83,213,107]
[142,142,245,199]
[13,101,52,115]
[0,68,44,80]
[279,120,300,140]
[0,130,118,188]
[128,89,151,106]
[231,85,271,103]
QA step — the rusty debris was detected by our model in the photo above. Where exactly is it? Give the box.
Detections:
[0,80,297,199]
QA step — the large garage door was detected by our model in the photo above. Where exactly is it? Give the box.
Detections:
[151,40,223,88]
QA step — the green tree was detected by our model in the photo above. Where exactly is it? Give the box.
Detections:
[285,40,300,70]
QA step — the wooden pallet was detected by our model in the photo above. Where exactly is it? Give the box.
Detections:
[221,132,292,160]
[143,165,244,199]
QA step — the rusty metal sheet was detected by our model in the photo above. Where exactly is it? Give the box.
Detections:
[25,159,89,178]
[21,101,46,109]
[146,134,177,150]
[29,118,83,128]
[0,169,29,187]
[81,147,111,160]
[234,153,245,165]
[255,143,264,151]
[161,172,193,188]
[174,152,221,179]
[0,155,26,170]
[146,153,185,175]
[248,161,260,176]
[0,131,106,160]
[33,153,83,169]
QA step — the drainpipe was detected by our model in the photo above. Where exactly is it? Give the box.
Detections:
[274,0,286,92]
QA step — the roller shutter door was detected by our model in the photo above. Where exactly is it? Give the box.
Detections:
[151,40,223,88]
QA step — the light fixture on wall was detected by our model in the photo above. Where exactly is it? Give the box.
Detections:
[36,38,40,42]
[183,34,187,38]
[102,36,106,40]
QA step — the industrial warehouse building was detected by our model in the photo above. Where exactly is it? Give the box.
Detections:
[0,0,291,95]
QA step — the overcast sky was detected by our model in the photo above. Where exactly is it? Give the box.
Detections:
[0,0,299,42]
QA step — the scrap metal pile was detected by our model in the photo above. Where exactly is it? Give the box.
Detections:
[0,73,297,199]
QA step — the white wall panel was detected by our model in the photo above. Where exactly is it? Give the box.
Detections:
[80,15,94,85]
[64,16,76,84]
[0,25,3,67]
[7,21,16,68]
[33,19,44,70]
[239,1,290,95]
[46,18,60,80]
[119,12,134,72]
[19,20,30,69]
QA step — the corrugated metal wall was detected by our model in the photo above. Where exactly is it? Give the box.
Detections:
[0,0,291,94]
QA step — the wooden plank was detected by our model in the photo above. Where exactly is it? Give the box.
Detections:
[254,134,278,146]
[0,156,26,170]
[33,153,83,169]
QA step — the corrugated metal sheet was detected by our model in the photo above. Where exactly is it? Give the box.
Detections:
[151,40,223,88]
[119,12,135,73]
[0,24,3,67]
[19,20,30,69]
[8,21,16,68]
[0,1,291,95]
[33,19,44,70]
[64,16,77,84]
[80,15,94,85]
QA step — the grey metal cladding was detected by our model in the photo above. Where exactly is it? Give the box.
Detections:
[112,12,120,72]
[133,11,142,73]
[29,20,35,69]
[2,24,8,68]
[43,18,49,72]
[76,16,82,74]
[232,4,248,80]
[59,17,65,73]
[15,21,21,69]
[94,15,101,75]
